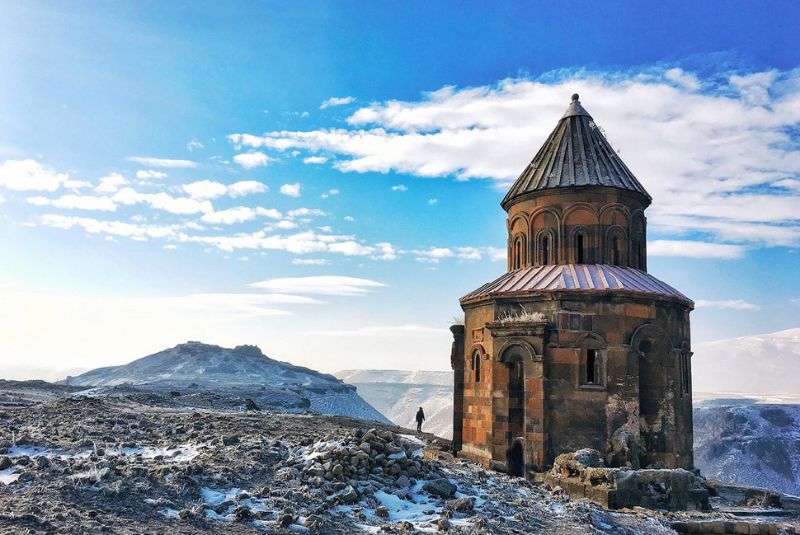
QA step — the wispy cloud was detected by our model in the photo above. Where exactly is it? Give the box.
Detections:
[112,187,213,215]
[182,179,267,200]
[127,157,196,168]
[27,194,116,212]
[0,159,69,192]
[186,139,204,151]
[320,96,355,109]
[308,324,442,337]
[648,240,746,259]
[136,170,167,180]
[200,207,258,225]
[413,246,505,263]
[694,299,761,310]
[250,275,385,296]
[303,156,328,164]
[391,184,407,192]
[292,258,330,266]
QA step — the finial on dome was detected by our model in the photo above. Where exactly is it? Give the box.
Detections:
[562,93,591,119]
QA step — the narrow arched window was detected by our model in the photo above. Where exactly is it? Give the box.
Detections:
[472,353,481,383]
[633,236,643,269]
[541,235,550,265]
[586,349,597,384]
[680,352,690,395]
[575,233,585,264]
[513,238,521,270]
[612,235,620,265]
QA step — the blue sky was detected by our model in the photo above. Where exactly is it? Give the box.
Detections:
[0,1,798,378]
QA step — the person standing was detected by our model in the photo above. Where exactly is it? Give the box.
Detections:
[415,406,425,432]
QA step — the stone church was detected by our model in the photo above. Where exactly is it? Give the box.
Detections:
[450,94,694,478]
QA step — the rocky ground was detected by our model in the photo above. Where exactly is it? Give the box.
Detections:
[0,382,798,534]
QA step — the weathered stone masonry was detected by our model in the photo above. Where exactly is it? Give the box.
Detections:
[451,94,695,477]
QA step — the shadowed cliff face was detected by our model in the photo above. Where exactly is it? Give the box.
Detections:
[694,401,800,495]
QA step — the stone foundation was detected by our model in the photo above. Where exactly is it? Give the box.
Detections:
[543,449,710,511]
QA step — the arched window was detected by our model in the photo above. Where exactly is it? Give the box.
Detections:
[633,235,644,269]
[612,235,621,265]
[574,232,585,264]
[472,352,481,383]
[680,350,690,395]
[586,348,598,384]
[541,234,550,265]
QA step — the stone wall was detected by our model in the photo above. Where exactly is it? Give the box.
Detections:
[455,290,694,476]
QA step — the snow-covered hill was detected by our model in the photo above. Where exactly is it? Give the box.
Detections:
[335,370,454,439]
[694,401,800,496]
[66,342,390,423]
[693,328,800,395]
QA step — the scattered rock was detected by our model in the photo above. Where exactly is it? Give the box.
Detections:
[423,478,457,498]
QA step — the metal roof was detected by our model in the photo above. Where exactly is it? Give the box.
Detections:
[460,264,692,305]
[501,94,651,209]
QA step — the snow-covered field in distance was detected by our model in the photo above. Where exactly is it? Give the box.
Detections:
[335,370,454,439]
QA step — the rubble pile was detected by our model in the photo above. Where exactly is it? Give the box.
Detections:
[287,428,432,499]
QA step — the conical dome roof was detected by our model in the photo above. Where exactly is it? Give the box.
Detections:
[501,94,651,210]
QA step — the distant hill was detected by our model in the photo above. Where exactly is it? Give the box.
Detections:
[66,342,390,423]
[335,369,453,439]
[693,327,800,395]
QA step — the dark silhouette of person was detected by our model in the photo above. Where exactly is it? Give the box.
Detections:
[415,407,425,432]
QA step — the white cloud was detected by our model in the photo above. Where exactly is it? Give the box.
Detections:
[392,184,408,192]
[136,170,167,180]
[413,246,505,264]
[343,215,355,222]
[233,151,272,169]
[280,182,301,197]
[182,180,228,200]
[63,179,92,189]
[227,180,267,197]
[27,194,116,212]
[186,139,204,151]
[427,198,438,205]
[374,242,397,261]
[648,240,746,259]
[201,207,257,225]
[303,156,328,164]
[308,324,442,337]
[94,173,128,193]
[113,187,213,215]
[229,68,800,250]
[328,189,339,195]
[694,299,761,310]
[0,195,5,204]
[256,207,282,219]
[275,220,297,229]
[127,157,196,168]
[250,275,385,296]
[0,159,69,192]
[292,258,330,266]
[288,207,326,218]
[183,179,267,200]
[320,96,355,109]
[40,214,183,241]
